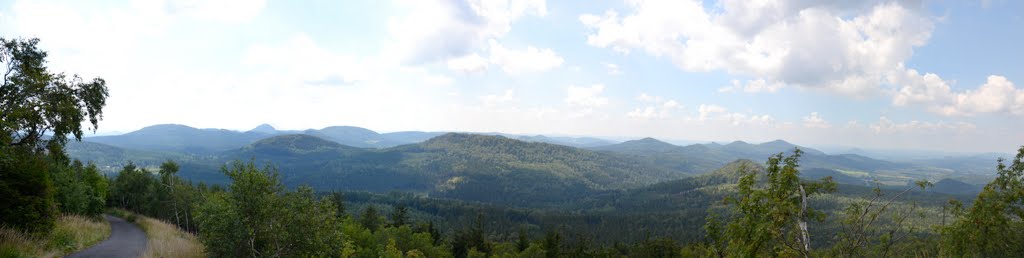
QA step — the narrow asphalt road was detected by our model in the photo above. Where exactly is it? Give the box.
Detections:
[65,214,147,258]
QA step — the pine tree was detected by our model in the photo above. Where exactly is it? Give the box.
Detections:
[360,205,382,232]
[391,203,409,227]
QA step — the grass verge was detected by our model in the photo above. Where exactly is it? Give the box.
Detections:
[121,211,204,258]
[0,214,111,258]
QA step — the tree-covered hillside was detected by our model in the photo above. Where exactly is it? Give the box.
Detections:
[206,133,689,207]
[592,137,915,180]
[85,124,270,153]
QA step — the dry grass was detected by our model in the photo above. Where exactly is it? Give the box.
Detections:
[135,215,204,258]
[0,214,110,258]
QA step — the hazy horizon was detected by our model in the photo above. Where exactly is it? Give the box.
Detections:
[77,122,1011,157]
[3,0,1023,153]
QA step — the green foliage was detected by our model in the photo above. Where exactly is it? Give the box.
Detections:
[542,230,561,258]
[360,205,383,232]
[710,149,837,257]
[516,227,529,252]
[940,146,1024,257]
[331,192,347,218]
[193,192,243,256]
[108,160,202,232]
[51,160,107,216]
[193,160,343,257]
[453,214,493,258]
[0,149,54,233]
[216,133,686,208]
[391,203,409,227]
[109,162,156,213]
[0,37,108,234]
[830,180,932,257]
[0,37,108,154]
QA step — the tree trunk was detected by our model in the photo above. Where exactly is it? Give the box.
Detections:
[798,184,811,257]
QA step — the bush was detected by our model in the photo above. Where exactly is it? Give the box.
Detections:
[0,149,56,234]
[194,161,343,257]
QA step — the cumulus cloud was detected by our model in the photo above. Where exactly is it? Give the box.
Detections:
[388,0,547,64]
[943,76,1024,116]
[444,41,564,75]
[627,94,680,119]
[698,104,728,121]
[243,34,366,85]
[580,0,934,97]
[720,113,775,126]
[891,67,955,107]
[802,112,831,128]
[447,53,489,73]
[488,40,564,75]
[892,71,1024,116]
[696,104,775,126]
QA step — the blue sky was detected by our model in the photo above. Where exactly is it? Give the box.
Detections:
[1,0,1022,152]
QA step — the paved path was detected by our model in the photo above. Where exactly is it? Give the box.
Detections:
[65,214,147,258]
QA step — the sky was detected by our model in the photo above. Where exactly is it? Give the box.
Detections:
[1,0,1022,153]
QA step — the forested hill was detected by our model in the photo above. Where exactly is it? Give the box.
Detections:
[85,124,269,153]
[82,123,616,152]
[591,137,908,174]
[85,123,419,150]
[194,133,690,207]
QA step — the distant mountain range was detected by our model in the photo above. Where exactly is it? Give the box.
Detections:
[83,123,615,152]
[66,123,990,205]
[589,137,906,175]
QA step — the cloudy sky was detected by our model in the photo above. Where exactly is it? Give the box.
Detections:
[2,0,1022,152]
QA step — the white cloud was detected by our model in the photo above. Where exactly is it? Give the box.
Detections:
[387,0,562,76]
[627,107,659,119]
[447,53,489,73]
[697,104,727,121]
[565,84,609,110]
[604,62,622,75]
[627,94,680,119]
[870,116,976,134]
[580,1,934,97]
[802,112,831,128]
[721,113,770,126]
[170,0,267,23]
[488,40,564,74]
[565,84,609,107]
[636,93,662,103]
[424,74,455,86]
[479,89,517,106]
[695,104,775,126]
[718,79,783,93]
[387,0,547,64]
[943,76,1024,116]
[845,120,861,129]
[663,100,680,109]
[891,67,955,107]
[444,41,564,75]
[892,71,1024,116]
[242,34,366,85]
